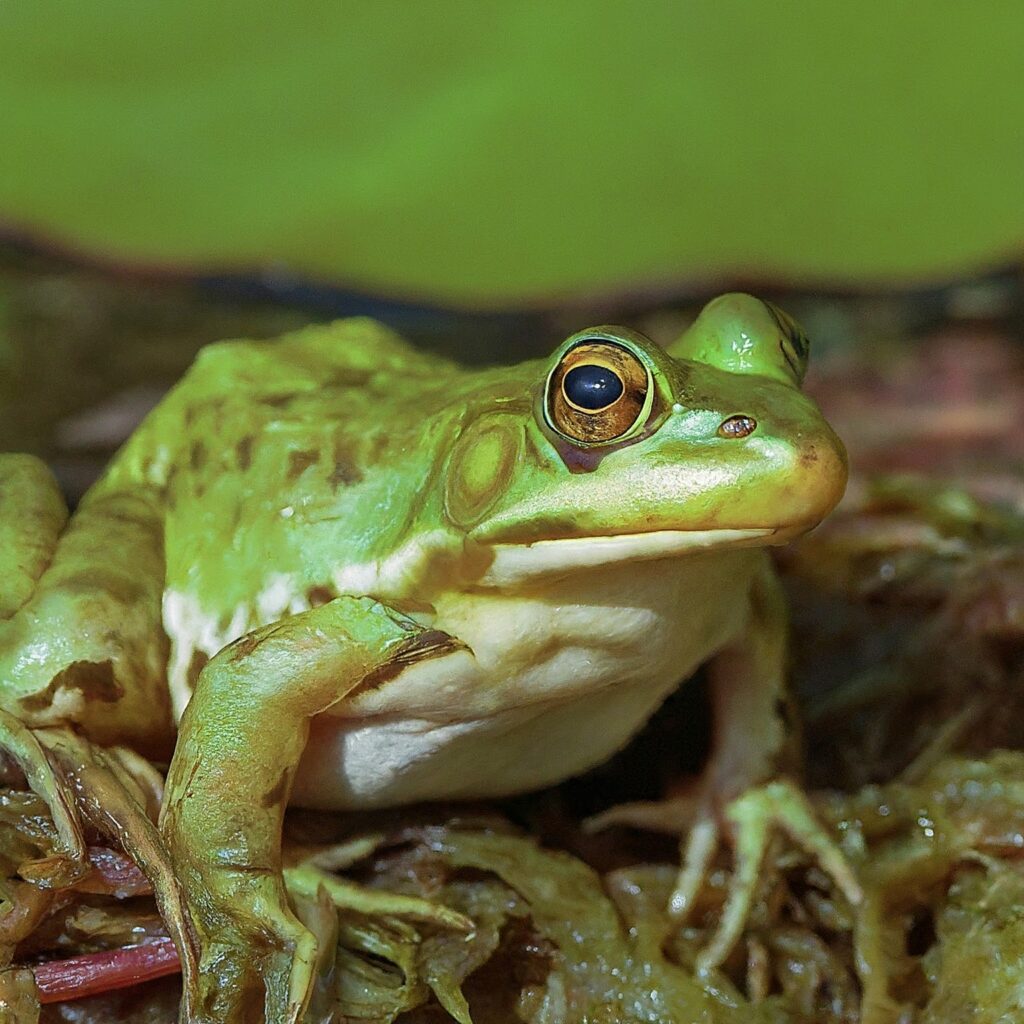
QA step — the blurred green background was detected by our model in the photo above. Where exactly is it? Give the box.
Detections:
[1,4,1022,305]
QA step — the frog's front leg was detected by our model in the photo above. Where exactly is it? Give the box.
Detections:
[160,597,465,1024]
[670,557,862,972]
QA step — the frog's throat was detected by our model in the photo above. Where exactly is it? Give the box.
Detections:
[478,527,779,586]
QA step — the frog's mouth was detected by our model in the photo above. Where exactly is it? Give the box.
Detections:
[476,526,792,586]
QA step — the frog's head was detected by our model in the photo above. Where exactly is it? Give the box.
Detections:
[442,294,846,584]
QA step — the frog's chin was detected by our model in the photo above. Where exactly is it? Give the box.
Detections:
[477,526,795,587]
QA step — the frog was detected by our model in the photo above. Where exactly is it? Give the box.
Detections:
[0,293,861,1023]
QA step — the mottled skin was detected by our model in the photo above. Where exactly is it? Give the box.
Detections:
[0,295,858,1022]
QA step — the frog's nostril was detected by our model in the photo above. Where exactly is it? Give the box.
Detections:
[717,415,757,439]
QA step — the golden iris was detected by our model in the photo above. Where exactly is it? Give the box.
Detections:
[546,341,650,445]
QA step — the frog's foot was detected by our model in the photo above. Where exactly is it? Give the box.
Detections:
[670,778,862,974]
[0,710,87,888]
[185,866,476,1023]
[284,863,475,933]
[186,880,317,1024]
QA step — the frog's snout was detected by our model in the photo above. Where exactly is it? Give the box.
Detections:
[780,430,849,529]
[701,420,848,536]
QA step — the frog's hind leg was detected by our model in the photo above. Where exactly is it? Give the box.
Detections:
[0,456,174,757]
[0,455,175,886]
[668,558,862,972]
[0,458,87,884]
[0,455,68,621]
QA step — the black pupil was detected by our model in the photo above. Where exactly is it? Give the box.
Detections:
[564,364,624,410]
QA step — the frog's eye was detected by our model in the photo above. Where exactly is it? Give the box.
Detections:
[718,414,757,439]
[545,338,652,445]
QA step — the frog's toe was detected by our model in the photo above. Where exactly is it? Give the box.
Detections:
[670,778,862,974]
[280,924,320,1024]
[668,814,720,923]
[285,863,475,932]
[584,790,701,834]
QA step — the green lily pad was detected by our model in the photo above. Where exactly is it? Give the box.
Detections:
[0,5,1021,307]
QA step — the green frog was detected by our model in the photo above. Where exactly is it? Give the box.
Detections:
[0,294,860,1022]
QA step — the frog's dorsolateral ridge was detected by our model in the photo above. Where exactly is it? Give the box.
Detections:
[0,293,858,1022]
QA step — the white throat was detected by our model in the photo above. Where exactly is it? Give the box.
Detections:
[478,528,775,586]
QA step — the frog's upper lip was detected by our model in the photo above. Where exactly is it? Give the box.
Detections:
[475,526,791,586]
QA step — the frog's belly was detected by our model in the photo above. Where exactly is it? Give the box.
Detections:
[291,551,758,810]
[292,666,683,809]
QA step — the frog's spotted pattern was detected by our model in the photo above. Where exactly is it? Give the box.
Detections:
[18,659,122,713]
[328,443,363,487]
[234,436,254,470]
[286,449,319,480]
[305,585,334,608]
[0,296,851,1021]
[185,650,208,690]
[189,441,207,472]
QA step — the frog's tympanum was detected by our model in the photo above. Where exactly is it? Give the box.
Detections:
[0,294,860,1022]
